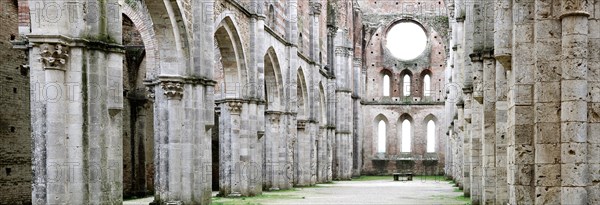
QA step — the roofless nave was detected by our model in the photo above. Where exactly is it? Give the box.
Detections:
[0,0,599,204]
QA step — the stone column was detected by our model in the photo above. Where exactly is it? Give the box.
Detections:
[507,0,535,203]
[29,1,124,202]
[493,0,511,203]
[264,111,282,190]
[456,100,465,190]
[295,119,311,186]
[218,100,253,197]
[587,2,600,203]
[559,0,590,203]
[531,0,562,203]
[469,53,483,205]
[463,89,472,197]
[481,51,496,204]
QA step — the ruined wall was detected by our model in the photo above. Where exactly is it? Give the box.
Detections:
[0,1,31,204]
[358,0,449,175]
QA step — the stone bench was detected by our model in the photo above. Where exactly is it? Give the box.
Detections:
[393,172,413,181]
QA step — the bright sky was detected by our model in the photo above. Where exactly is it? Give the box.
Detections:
[386,22,427,60]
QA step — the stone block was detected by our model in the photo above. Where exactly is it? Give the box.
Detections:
[561,163,590,186]
[561,187,588,205]
[561,122,587,142]
[535,103,560,122]
[535,164,561,186]
[534,82,560,103]
[561,80,588,101]
[588,123,600,143]
[535,186,561,205]
[515,145,535,165]
[561,101,588,122]
[534,122,561,144]
[588,144,600,163]
[535,144,560,164]
[561,143,588,163]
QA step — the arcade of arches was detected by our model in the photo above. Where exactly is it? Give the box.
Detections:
[0,0,599,204]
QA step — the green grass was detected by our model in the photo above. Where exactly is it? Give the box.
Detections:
[351,175,392,181]
[352,175,450,182]
[212,193,302,205]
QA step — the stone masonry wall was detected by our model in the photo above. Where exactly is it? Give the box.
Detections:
[0,1,31,204]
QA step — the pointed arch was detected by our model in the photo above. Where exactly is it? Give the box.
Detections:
[423,114,438,153]
[214,16,249,99]
[145,0,190,76]
[297,68,308,118]
[374,114,389,154]
[264,47,283,110]
[400,69,413,97]
[398,114,414,153]
[420,69,433,97]
[319,82,326,125]
[380,69,393,97]
[121,1,158,79]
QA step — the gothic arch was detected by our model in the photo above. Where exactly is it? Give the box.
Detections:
[374,114,389,154]
[145,0,190,76]
[400,69,413,97]
[297,68,309,119]
[398,114,414,153]
[264,47,283,110]
[420,69,433,97]
[214,16,249,99]
[319,82,327,125]
[121,1,158,79]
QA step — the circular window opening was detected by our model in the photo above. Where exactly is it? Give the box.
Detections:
[385,22,427,61]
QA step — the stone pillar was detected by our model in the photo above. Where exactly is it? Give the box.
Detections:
[493,0,511,203]
[333,39,353,180]
[587,2,600,203]
[507,0,535,203]
[218,100,260,197]
[469,54,483,205]
[481,52,496,204]
[295,119,311,186]
[317,125,329,183]
[463,89,472,197]
[531,0,562,203]
[559,1,590,203]
[264,111,284,190]
[29,1,124,203]
[456,100,465,190]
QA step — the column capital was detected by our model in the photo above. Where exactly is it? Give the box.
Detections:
[38,43,69,71]
[146,86,156,102]
[309,2,322,15]
[560,0,590,19]
[161,81,184,100]
[297,119,307,129]
[227,101,243,114]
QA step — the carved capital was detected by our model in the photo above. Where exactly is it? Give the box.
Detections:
[309,2,322,15]
[161,81,184,100]
[146,86,155,102]
[38,43,69,71]
[297,120,307,129]
[227,101,243,113]
[266,111,282,124]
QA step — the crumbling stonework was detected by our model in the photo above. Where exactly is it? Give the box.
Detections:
[1,0,599,204]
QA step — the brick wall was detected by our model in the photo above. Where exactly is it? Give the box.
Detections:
[0,0,31,204]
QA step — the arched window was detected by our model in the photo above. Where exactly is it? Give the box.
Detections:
[401,120,411,152]
[427,120,435,152]
[268,5,275,27]
[403,74,411,97]
[383,74,390,96]
[424,74,431,97]
[378,120,386,153]
[298,33,304,53]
